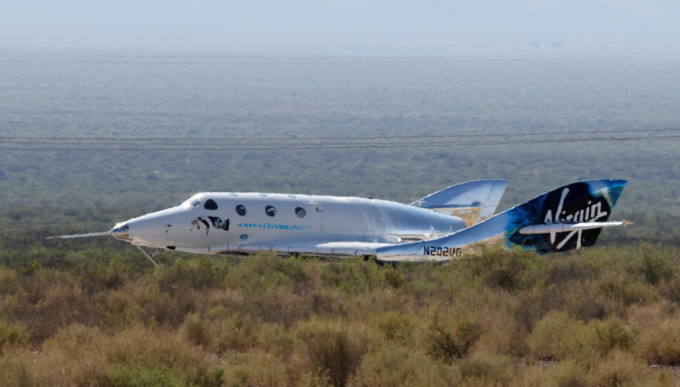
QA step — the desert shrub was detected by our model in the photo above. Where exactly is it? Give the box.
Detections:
[350,344,461,386]
[205,308,256,353]
[102,288,147,328]
[31,324,108,385]
[295,318,368,387]
[561,280,607,320]
[182,313,212,349]
[658,271,680,304]
[635,245,674,286]
[590,318,636,355]
[373,311,414,343]
[478,246,541,292]
[639,318,680,365]
[73,255,130,294]
[527,311,592,362]
[381,266,405,290]
[514,286,563,332]
[106,362,223,387]
[4,270,93,343]
[182,309,258,354]
[320,260,383,296]
[595,270,659,314]
[236,284,312,327]
[133,281,196,327]
[392,262,442,304]
[587,350,650,386]
[156,257,225,294]
[548,360,588,387]
[0,355,35,387]
[539,253,593,287]
[223,253,309,294]
[0,266,18,294]
[106,325,223,385]
[0,320,30,353]
[15,323,224,386]
[305,287,348,318]
[105,362,187,387]
[256,322,296,359]
[472,294,529,357]
[458,352,513,386]
[425,315,483,363]
[221,350,293,387]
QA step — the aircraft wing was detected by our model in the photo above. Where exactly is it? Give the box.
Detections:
[174,241,389,257]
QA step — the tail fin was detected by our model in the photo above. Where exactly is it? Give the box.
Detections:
[411,179,508,225]
[505,179,627,252]
[376,179,626,260]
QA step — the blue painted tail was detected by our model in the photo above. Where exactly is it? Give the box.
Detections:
[376,179,627,260]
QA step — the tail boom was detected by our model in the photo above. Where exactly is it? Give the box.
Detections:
[376,179,627,261]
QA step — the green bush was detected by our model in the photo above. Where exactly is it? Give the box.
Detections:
[105,362,187,387]
[0,320,30,353]
[105,362,223,387]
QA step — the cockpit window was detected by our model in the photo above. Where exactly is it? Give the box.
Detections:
[265,205,277,217]
[204,199,218,210]
[295,207,306,218]
[183,195,202,208]
[236,204,247,216]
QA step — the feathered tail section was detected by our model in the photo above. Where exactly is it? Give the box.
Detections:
[411,179,508,225]
[376,179,627,261]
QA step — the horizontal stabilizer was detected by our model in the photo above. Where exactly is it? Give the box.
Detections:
[519,221,628,235]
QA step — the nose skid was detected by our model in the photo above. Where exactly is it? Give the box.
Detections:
[111,223,131,241]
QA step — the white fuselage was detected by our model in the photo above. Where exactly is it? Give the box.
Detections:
[112,192,466,254]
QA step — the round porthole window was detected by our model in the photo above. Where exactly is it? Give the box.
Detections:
[265,205,277,217]
[236,204,247,216]
[295,207,306,218]
[204,199,218,210]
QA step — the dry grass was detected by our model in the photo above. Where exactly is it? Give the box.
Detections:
[1,246,680,385]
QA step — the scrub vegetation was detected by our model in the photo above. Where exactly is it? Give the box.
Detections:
[1,241,680,386]
[1,49,680,385]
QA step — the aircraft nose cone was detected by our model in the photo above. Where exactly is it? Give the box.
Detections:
[111,223,131,241]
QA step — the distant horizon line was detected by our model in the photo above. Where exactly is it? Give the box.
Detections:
[1,45,679,61]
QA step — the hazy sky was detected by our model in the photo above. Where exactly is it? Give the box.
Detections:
[1,1,678,55]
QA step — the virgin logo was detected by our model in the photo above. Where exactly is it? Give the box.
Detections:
[543,187,608,250]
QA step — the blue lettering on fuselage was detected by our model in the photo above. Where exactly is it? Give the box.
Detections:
[238,223,311,231]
